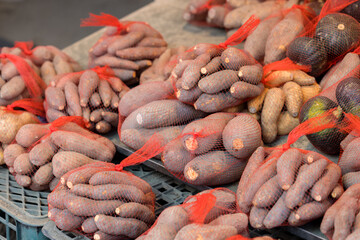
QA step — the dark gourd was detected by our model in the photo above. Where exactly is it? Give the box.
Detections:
[287,37,328,77]
[341,0,360,22]
[315,13,360,60]
[299,96,347,155]
[336,77,360,117]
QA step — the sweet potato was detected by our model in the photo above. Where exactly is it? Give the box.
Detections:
[33,162,53,186]
[48,189,75,209]
[155,205,189,231]
[53,55,73,75]
[182,53,211,90]
[82,217,98,234]
[249,207,269,229]
[277,111,299,135]
[263,192,290,229]
[70,183,146,203]
[88,171,152,194]
[261,88,285,143]
[107,32,145,54]
[49,177,60,191]
[291,70,316,86]
[193,43,223,58]
[172,60,191,78]
[126,99,205,129]
[333,198,358,240]
[90,35,118,57]
[126,22,163,38]
[162,138,194,174]
[50,131,114,162]
[264,9,305,64]
[176,86,202,103]
[222,114,261,159]
[264,71,293,87]
[3,144,26,167]
[184,151,246,186]
[13,153,35,175]
[55,209,83,231]
[252,175,282,208]
[115,202,155,225]
[94,214,148,238]
[340,131,358,150]
[31,46,53,65]
[144,223,178,240]
[276,148,303,190]
[90,109,103,123]
[52,151,96,178]
[221,48,254,70]
[94,120,112,134]
[98,80,112,107]
[110,93,119,109]
[207,5,227,27]
[79,70,99,107]
[194,91,243,113]
[244,16,282,61]
[66,167,105,189]
[137,37,167,48]
[94,55,139,71]
[339,138,360,175]
[40,61,56,85]
[247,88,268,113]
[1,61,18,80]
[53,72,82,89]
[29,139,57,166]
[343,172,360,189]
[238,156,277,214]
[64,81,82,116]
[182,113,234,154]
[115,47,166,60]
[46,108,67,122]
[101,112,118,126]
[285,159,329,209]
[45,87,66,111]
[119,81,174,117]
[14,174,31,187]
[283,81,303,117]
[0,76,25,100]
[291,199,332,224]
[311,163,341,201]
[200,56,221,75]
[224,3,260,29]
[230,82,263,99]
[237,64,263,85]
[209,213,248,234]
[48,208,61,221]
[198,70,239,94]
[174,224,237,240]
[331,183,344,199]
[242,1,282,26]
[303,151,324,164]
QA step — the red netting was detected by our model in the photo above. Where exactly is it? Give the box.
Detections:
[2,116,116,191]
[5,98,45,118]
[226,236,274,240]
[139,188,249,239]
[82,13,166,86]
[45,66,128,134]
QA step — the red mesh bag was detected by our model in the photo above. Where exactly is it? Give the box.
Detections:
[139,188,249,240]
[320,182,360,240]
[0,53,46,105]
[4,41,83,85]
[161,112,261,186]
[44,66,129,134]
[237,143,343,229]
[81,13,167,86]
[0,98,44,165]
[47,136,162,239]
[2,116,116,191]
[226,235,274,240]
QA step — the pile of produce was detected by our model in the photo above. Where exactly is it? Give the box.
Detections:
[162,113,261,186]
[237,146,343,229]
[3,117,115,191]
[45,67,129,133]
[82,13,167,85]
[137,188,251,240]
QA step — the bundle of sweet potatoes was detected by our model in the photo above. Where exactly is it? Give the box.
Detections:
[173,44,264,113]
[3,121,115,191]
[48,163,156,240]
[137,188,250,240]
[237,147,343,229]
[84,14,167,85]
[45,69,129,133]
[162,113,261,186]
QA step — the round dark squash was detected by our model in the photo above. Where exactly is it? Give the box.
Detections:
[341,0,360,22]
[299,96,347,155]
[315,13,360,60]
[336,77,360,117]
[287,37,328,77]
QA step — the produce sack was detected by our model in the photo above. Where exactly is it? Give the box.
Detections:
[3,41,82,85]
[137,188,249,240]
[237,118,345,229]
[47,137,160,240]
[81,13,167,85]
[321,182,360,240]
[161,112,261,186]
[173,16,263,113]
[139,46,189,84]
[0,53,46,105]
[3,116,116,191]
[298,58,360,155]
[226,236,274,240]
[284,0,360,77]
[0,98,45,165]
[45,66,129,134]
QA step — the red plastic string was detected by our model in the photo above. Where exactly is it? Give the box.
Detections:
[185,191,217,224]
[91,65,115,81]
[14,41,34,56]
[194,0,222,12]
[6,98,45,118]
[225,236,249,240]
[342,113,360,137]
[81,13,130,35]
[218,15,260,48]
[354,45,360,55]
[263,58,312,79]
[0,54,46,98]
[282,107,340,150]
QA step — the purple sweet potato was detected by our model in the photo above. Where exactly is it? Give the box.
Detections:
[0,76,26,100]
[79,70,99,107]
[276,148,303,190]
[198,70,239,94]
[52,151,96,178]
[115,202,155,225]
[64,81,82,116]
[45,86,66,111]
[162,138,194,174]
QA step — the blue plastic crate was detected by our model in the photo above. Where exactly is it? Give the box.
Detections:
[0,167,50,240]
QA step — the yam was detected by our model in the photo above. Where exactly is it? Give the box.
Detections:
[115,47,166,60]
[181,53,211,90]
[263,192,290,229]
[277,111,299,135]
[55,209,83,231]
[276,148,303,190]
[52,151,96,178]
[247,88,268,113]
[252,175,282,208]
[33,162,53,186]
[174,224,237,240]
[29,139,57,166]
[0,76,26,100]
[162,138,194,174]
[116,202,155,225]
[230,82,263,99]
[311,163,341,201]
[3,144,26,167]
[82,217,98,234]
[220,48,254,70]
[64,81,82,116]
[198,70,239,94]
[264,71,293,87]
[107,32,145,54]
[79,70,99,107]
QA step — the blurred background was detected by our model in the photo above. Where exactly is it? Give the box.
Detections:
[0,0,152,48]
